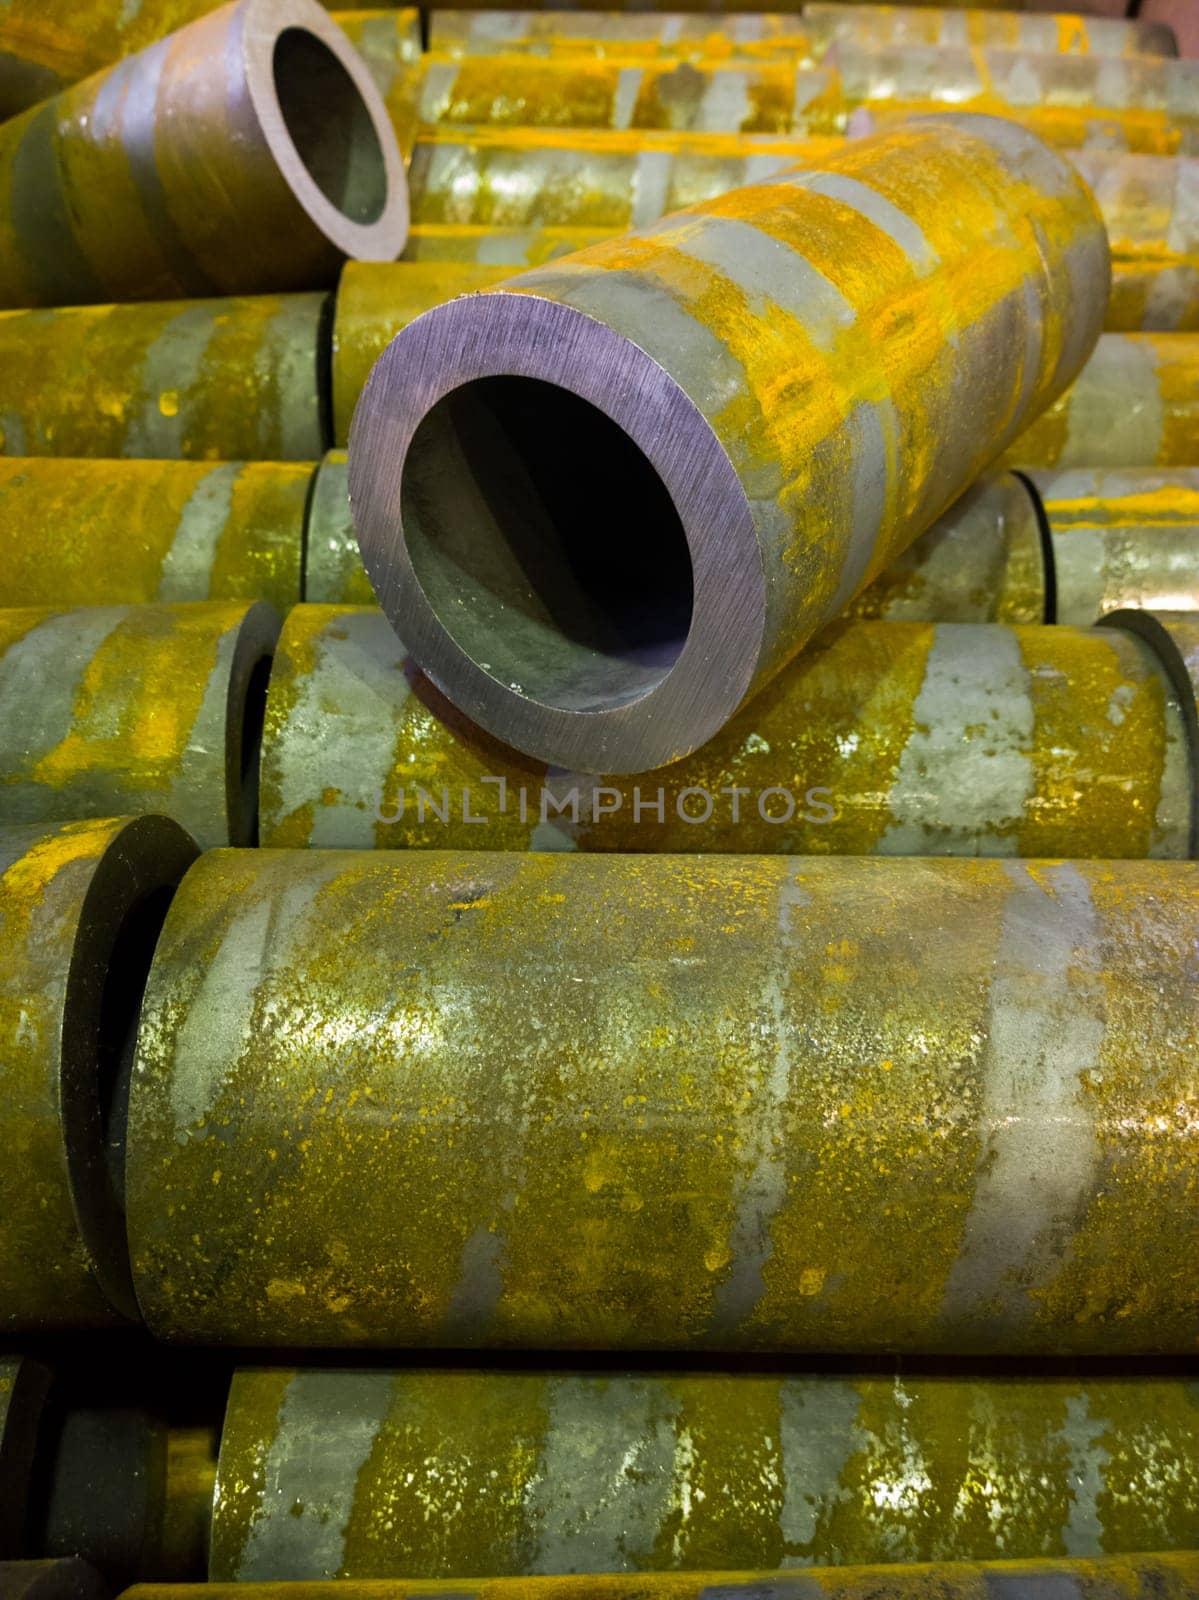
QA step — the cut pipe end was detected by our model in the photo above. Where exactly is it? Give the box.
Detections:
[349,291,765,773]
[244,0,409,264]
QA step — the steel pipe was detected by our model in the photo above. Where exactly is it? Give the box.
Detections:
[428,11,818,63]
[259,609,1192,855]
[0,603,279,848]
[0,459,313,610]
[210,1367,1199,1580]
[125,848,1199,1351]
[803,5,1178,60]
[334,10,426,155]
[351,117,1108,772]
[1075,152,1199,333]
[0,815,197,1332]
[305,452,376,600]
[1004,333,1199,470]
[0,0,407,311]
[0,293,326,463]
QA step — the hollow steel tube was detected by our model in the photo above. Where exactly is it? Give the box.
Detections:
[0,0,408,311]
[209,1367,1199,1581]
[125,848,1199,1351]
[351,116,1109,772]
[1004,333,1199,470]
[0,815,197,1332]
[0,293,327,463]
[334,10,427,155]
[259,609,1192,856]
[0,459,313,610]
[1074,151,1199,332]
[0,603,280,848]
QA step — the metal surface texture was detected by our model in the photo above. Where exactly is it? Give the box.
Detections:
[802,6,1178,60]
[0,1563,108,1600]
[126,848,1199,1352]
[0,0,407,310]
[334,10,425,155]
[210,1367,1199,1580]
[1074,152,1199,333]
[0,815,197,1331]
[0,602,280,848]
[305,452,376,599]
[0,293,326,463]
[1004,333,1199,470]
[113,1555,1199,1600]
[428,12,818,63]
[1032,468,1199,623]
[0,1358,51,1558]
[350,116,1109,772]
[0,458,312,610]
[259,609,1192,857]
[332,264,511,446]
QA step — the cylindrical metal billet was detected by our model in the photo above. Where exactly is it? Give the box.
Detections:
[1074,152,1199,333]
[0,459,313,610]
[0,0,407,310]
[1004,333,1199,470]
[839,46,1199,157]
[126,849,1199,1351]
[211,1368,1199,1580]
[0,603,280,848]
[428,12,817,63]
[0,1563,108,1600]
[0,816,197,1331]
[0,1358,51,1558]
[259,609,1192,856]
[351,117,1109,772]
[1028,468,1199,622]
[803,5,1178,60]
[0,294,327,463]
[305,452,377,600]
[332,263,510,446]
[401,222,611,264]
[103,1556,1199,1600]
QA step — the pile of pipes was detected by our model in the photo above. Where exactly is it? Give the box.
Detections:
[1,1,1198,1599]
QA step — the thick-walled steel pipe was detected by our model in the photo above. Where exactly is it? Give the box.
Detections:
[125,848,1199,1351]
[0,0,407,310]
[1004,333,1199,470]
[334,10,426,155]
[210,1368,1199,1580]
[0,293,327,463]
[0,816,197,1332]
[350,117,1109,772]
[1075,152,1199,333]
[0,603,279,848]
[0,459,313,610]
[305,453,378,599]
[259,609,1193,856]
[1031,468,1199,622]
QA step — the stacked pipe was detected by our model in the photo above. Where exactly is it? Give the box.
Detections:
[3,3,1199,1600]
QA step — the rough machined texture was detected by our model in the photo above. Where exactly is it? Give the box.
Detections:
[0,816,197,1331]
[210,1367,1199,1580]
[352,117,1109,771]
[126,849,1199,1351]
[0,0,407,309]
[258,609,1193,857]
[0,458,313,610]
[0,603,280,848]
[0,293,327,462]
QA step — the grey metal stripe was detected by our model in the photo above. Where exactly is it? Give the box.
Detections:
[782,169,940,276]
[0,608,128,770]
[7,101,105,304]
[157,464,241,599]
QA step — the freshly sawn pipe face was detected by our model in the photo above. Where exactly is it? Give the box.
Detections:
[259,609,1193,858]
[125,849,1199,1351]
[350,116,1109,772]
[0,603,280,849]
[0,0,408,310]
[0,816,198,1331]
[210,1368,1199,1580]
[0,458,312,610]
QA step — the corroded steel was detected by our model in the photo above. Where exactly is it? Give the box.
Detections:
[0,1358,51,1557]
[0,816,197,1332]
[112,1555,1199,1600]
[125,849,1199,1352]
[334,10,426,155]
[305,453,377,600]
[402,223,617,263]
[1004,333,1199,470]
[803,5,1178,60]
[1031,468,1199,623]
[0,293,326,463]
[0,458,312,610]
[259,609,1192,857]
[1075,153,1199,333]
[0,603,279,848]
[332,264,510,446]
[0,0,407,310]
[210,1368,1199,1580]
[351,117,1109,772]
[428,12,817,63]
[846,472,1045,621]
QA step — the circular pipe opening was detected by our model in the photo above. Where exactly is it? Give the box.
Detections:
[272,27,387,226]
[402,376,695,714]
